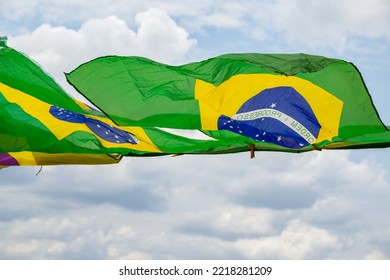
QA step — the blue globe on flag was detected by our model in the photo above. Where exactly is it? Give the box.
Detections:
[218,86,321,148]
[50,106,139,145]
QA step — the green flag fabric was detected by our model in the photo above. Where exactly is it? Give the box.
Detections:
[67,53,390,153]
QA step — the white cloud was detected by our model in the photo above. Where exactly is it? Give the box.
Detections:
[0,205,142,259]
[1,150,390,259]
[4,0,389,56]
[0,0,135,26]
[301,196,356,226]
[134,8,197,60]
[364,250,389,260]
[235,219,341,259]
[177,206,276,240]
[253,0,390,53]
[0,0,37,22]
[7,8,196,96]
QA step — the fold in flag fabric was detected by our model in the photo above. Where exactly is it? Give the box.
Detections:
[67,53,390,153]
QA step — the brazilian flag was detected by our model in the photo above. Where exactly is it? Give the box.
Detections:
[67,52,390,153]
[0,37,163,167]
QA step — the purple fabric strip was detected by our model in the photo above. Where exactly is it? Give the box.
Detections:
[0,153,19,166]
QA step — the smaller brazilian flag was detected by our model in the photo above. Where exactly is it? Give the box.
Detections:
[0,38,162,166]
[67,53,390,153]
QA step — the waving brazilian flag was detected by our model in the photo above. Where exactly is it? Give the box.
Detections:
[67,52,390,153]
[0,37,163,167]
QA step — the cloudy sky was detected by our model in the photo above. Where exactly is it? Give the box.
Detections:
[1,0,390,259]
